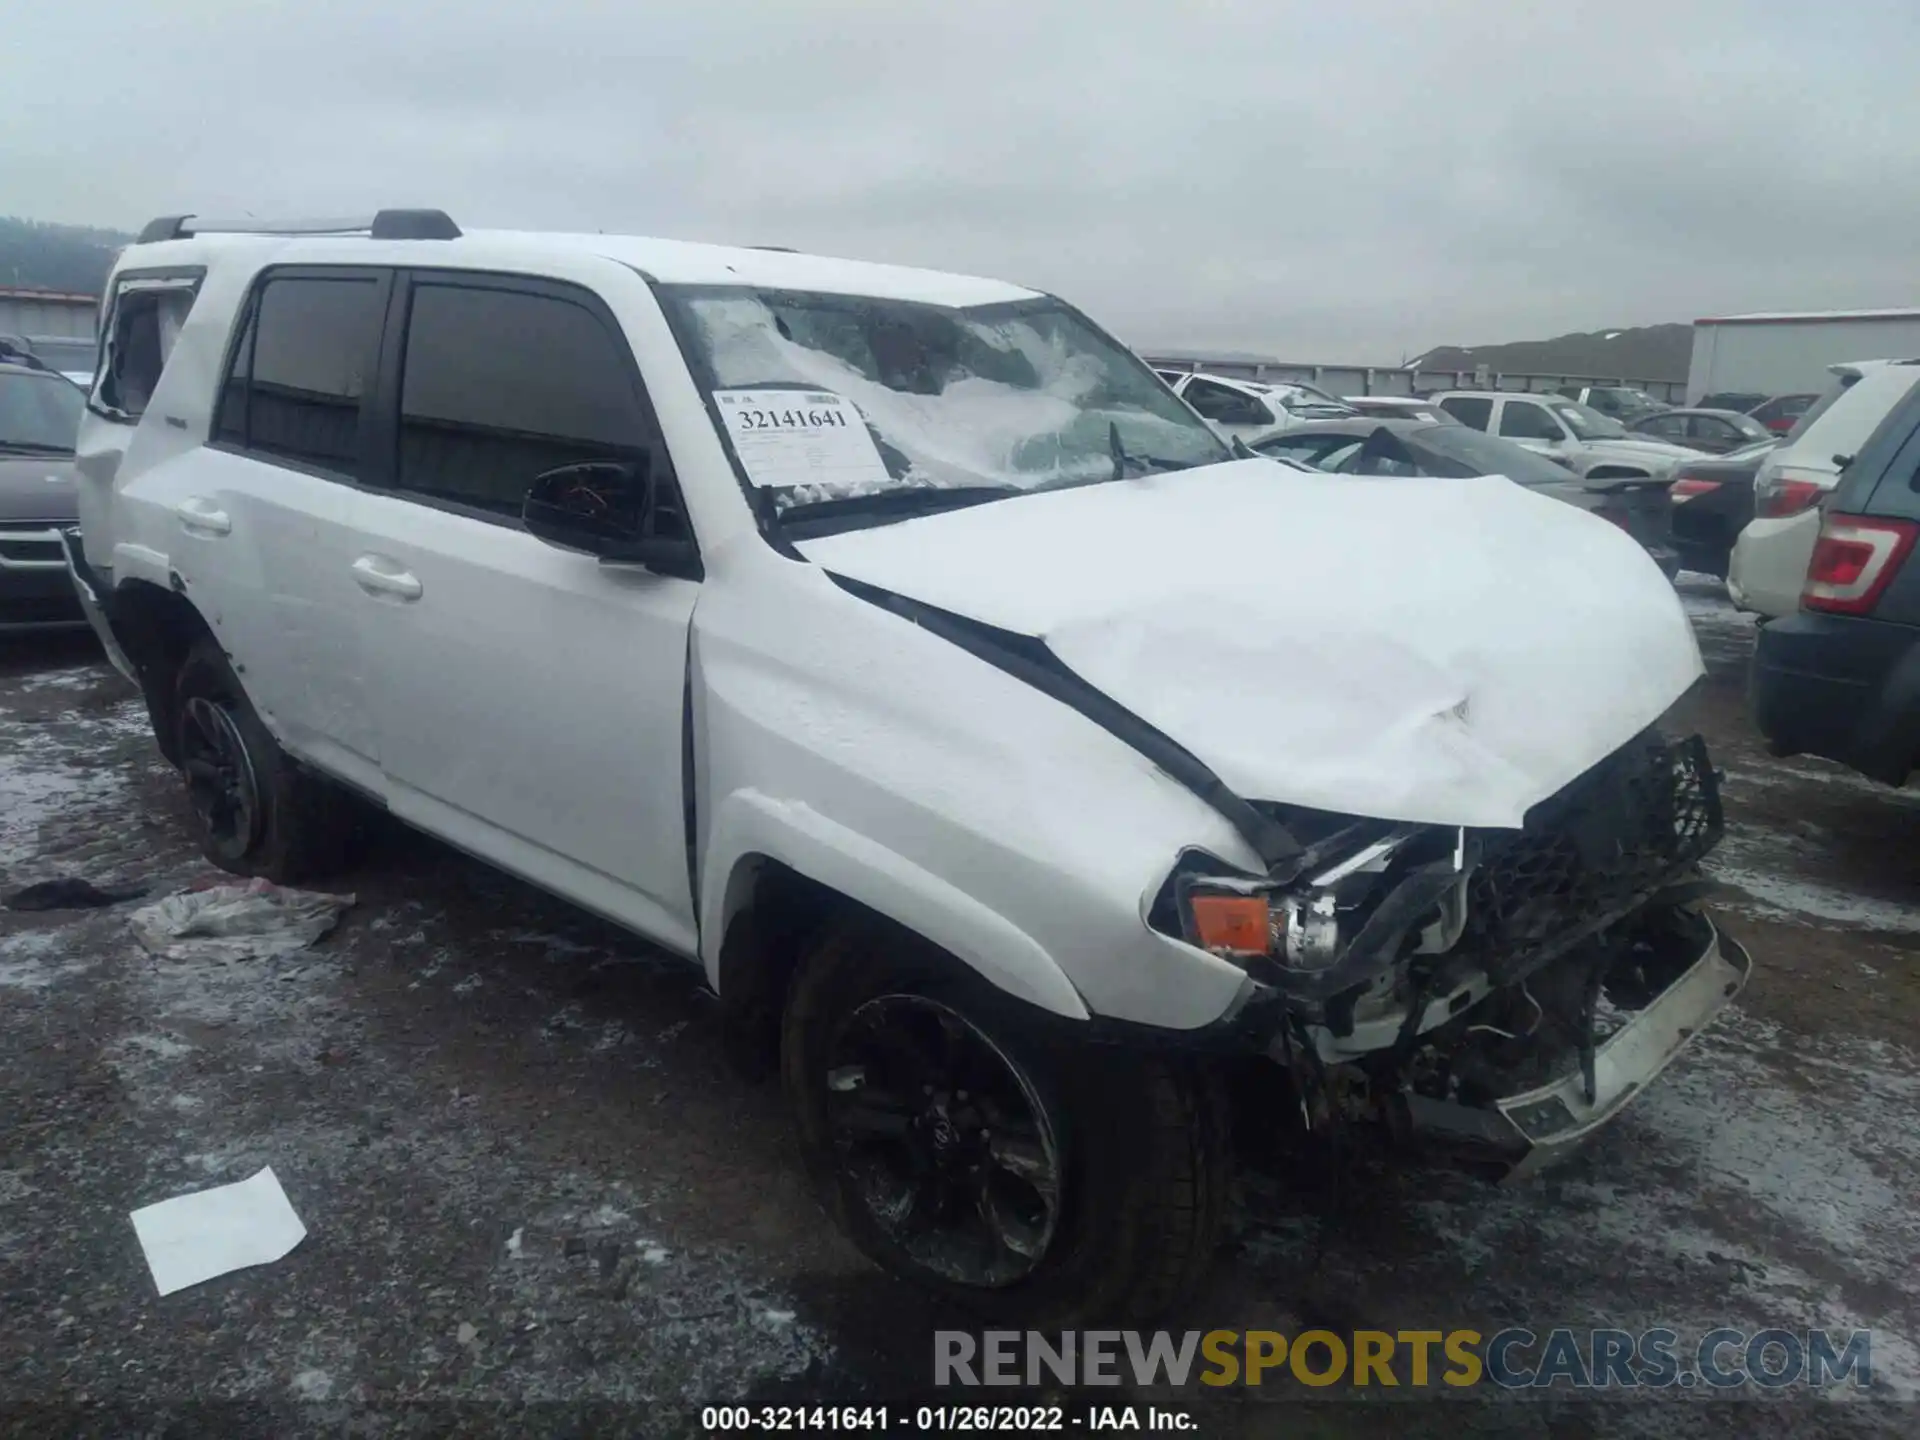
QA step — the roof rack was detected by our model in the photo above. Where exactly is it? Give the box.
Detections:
[135,209,462,244]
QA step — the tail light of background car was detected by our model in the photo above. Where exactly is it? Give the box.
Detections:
[1755,474,1827,518]
[1670,472,1723,502]
[1802,514,1920,616]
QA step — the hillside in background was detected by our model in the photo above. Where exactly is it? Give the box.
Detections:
[1409,322,1692,382]
[0,217,132,297]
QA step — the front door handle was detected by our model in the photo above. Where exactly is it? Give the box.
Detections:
[350,555,423,601]
[174,497,232,535]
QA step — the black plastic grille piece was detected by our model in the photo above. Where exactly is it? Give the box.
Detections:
[1460,733,1722,982]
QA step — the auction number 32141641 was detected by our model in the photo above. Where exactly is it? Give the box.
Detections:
[699,1406,1196,1431]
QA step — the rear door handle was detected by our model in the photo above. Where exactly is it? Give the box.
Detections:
[174,497,231,535]
[350,555,423,601]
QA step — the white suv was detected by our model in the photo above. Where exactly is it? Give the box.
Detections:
[1164,370,1355,440]
[64,210,1748,1321]
[1727,359,1920,618]
[1432,391,1703,480]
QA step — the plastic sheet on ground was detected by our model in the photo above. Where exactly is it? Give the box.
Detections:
[128,878,355,962]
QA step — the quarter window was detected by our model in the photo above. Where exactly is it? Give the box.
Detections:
[395,283,656,518]
[92,275,202,420]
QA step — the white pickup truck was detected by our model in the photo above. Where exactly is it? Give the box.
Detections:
[64,210,1747,1322]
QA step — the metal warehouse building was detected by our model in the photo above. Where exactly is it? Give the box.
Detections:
[1687,308,1920,402]
[0,286,98,340]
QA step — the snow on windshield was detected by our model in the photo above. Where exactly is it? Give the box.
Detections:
[676,291,1223,507]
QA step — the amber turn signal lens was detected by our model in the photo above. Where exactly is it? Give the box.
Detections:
[1188,893,1273,957]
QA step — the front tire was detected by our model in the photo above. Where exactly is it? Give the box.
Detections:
[782,916,1229,1325]
[174,638,359,883]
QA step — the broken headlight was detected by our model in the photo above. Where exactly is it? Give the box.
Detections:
[1160,830,1419,975]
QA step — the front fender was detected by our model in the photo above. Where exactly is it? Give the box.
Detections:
[701,787,1091,1021]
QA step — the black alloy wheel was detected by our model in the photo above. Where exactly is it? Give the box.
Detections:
[179,693,262,863]
[822,993,1062,1288]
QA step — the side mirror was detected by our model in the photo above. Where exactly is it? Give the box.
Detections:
[522,459,701,579]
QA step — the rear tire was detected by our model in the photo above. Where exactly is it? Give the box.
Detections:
[174,638,360,883]
[782,915,1229,1325]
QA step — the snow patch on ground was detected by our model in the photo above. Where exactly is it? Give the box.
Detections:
[13,667,101,695]
[1708,826,1920,930]
[0,928,92,989]
[1710,864,1920,931]
[0,737,122,870]
[1399,1007,1920,1397]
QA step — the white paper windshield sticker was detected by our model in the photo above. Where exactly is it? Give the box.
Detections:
[713,389,892,491]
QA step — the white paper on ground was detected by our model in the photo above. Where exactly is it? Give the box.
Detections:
[129,1166,307,1296]
[713,388,892,491]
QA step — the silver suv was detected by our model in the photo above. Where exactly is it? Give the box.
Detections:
[1435,390,1702,482]
[0,349,87,631]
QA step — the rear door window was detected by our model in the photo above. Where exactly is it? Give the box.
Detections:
[1439,395,1492,430]
[215,271,386,477]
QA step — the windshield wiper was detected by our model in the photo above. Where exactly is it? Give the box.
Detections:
[0,441,73,456]
[776,484,1018,536]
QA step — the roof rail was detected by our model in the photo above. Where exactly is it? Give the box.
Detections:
[749,245,798,253]
[135,209,462,244]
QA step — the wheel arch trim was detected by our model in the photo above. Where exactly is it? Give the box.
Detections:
[702,788,1091,1021]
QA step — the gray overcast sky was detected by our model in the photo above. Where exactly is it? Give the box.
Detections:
[8,1,1919,362]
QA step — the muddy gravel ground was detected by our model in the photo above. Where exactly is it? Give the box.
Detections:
[3,581,1917,1438]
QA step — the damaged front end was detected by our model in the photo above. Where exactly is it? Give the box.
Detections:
[1160,731,1750,1177]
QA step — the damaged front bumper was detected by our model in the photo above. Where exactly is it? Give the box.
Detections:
[1398,914,1751,1177]
[59,527,138,682]
[1150,730,1754,1180]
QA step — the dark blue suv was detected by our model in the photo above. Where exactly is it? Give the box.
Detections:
[1750,380,1920,783]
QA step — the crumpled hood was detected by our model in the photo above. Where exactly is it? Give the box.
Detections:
[797,461,1703,830]
[0,456,77,523]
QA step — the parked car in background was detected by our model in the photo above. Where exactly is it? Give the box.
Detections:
[1630,407,1773,455]
[1167,370,1355,440]
[0,334,95,389]
[1751,378,1920,785]
[1666,440,1777,578]
[1342,395,1459,424]
[1555,385,1670,424]
[1433,391,1702,481]
[1747,393,1820,435]
[1728,360,1920,617]
[0,354,86,631]
[1699,391,1770,414]
[1255,418,1678,575]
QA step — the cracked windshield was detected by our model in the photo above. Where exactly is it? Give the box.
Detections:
[669,288,1228,513]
